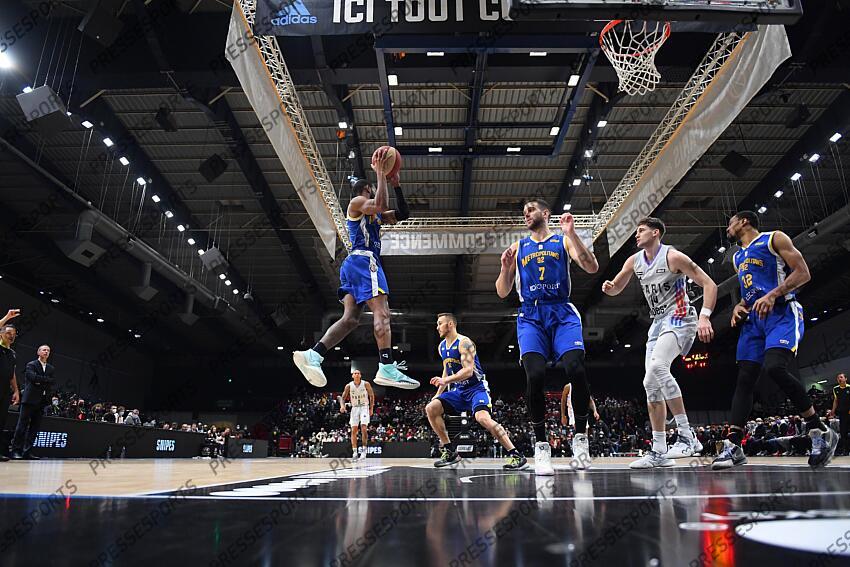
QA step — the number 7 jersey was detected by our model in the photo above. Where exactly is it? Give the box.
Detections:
[515,233,572,303]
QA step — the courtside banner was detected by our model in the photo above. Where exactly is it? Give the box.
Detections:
[256,0,539,36]
[380,227,593,255]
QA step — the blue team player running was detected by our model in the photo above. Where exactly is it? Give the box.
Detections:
[292,148,419,390]
[712,210,837,470]
[496,200,599,475]
[425,313,528,470]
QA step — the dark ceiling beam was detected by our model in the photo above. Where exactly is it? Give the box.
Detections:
[374,48,396,147]
[310,36,366,181]
[190,91,326,313]
[553,84,617,212]
[454,52,487,312]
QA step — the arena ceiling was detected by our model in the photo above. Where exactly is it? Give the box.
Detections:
[0,0,848,365]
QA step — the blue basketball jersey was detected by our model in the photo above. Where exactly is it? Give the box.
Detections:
[439,335,487,392]
[733,231,796,308]
[515,233,571,303]
[347,212,382,256]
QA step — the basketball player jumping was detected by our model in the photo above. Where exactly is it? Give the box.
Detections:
[340,369,374,461]
[293,148,419,390]
[713,211,837,470]
[425,313,528,470]
[496,201,599,475]
[602,217,715,468]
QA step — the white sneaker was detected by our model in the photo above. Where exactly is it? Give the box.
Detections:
[358,449,368,461]
[534,442,554,476]
[292,349,327,387]
[571,433,591,470]
[630,450,675,469]
[352,451,359,460]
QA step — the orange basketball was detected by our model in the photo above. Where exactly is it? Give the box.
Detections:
[371,145,402,178]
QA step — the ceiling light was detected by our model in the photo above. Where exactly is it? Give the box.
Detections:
[81,120,93,129]
[808,153,820,163]
[584,149,593,158]
[276,346,284,351]
[624,344,631,348]
[507,147,521,152]
[334,346,341,351]
[224,279,231,286]
[774,190,784,198]
[563,204,572,211]
[96,318,104,323]
[718,246,726,253]
[151,194,160,202]
[348,150,356,159]
[549,126,560,136]
[572,178,581,186]
[388,74,398,86]
[426,51,444,57]
[22,86,33,93]
[232,289,239,294]
[177,224,185,232]
[529,51,547,57]
[790,172,801,181]
[597,120,608,128]
[0,52,13,69]
[343,356,350,360]
[134,334,142,338]
[810,317,819,322]
[103,137,114,147]
[50,298,59,304]
[164,210,174,218]
[568,74,580,87]
[119,156,129,166]
[187,238,196,245]
[338,120,348,129]
[219,274,226,280]
[197,249,205,255]
[428,147,442,153]
[830,132,842,143]
[707,258,715,264]
[758,205,767,214]
[392,345,399,350]
[394,126,403,136]
[136,177,147,186]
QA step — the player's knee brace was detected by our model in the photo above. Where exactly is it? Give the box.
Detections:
[643,359,680,402]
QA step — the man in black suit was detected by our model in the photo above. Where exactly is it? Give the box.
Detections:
[11,344,54,460]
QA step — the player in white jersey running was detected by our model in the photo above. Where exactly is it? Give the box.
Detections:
[602,217,717,469]
[340,369,375,460]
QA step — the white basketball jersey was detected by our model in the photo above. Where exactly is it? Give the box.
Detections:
[349,381,369,407]
[633,244,690,320]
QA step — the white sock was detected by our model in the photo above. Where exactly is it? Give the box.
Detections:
[675,414,694,439]
[652,431,667,454]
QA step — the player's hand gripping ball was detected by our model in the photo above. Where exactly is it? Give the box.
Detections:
[371,146,402,179]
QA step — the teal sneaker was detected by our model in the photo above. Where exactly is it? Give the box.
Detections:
[374,361,420,389]
[292,349,327,387]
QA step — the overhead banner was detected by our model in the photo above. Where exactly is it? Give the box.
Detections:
[256,0,532,36]
[381,227,593,255]
[604,25,791,254]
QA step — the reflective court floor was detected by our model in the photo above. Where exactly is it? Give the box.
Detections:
[1,457,849,566]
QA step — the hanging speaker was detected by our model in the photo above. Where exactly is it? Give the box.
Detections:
[16,85,71,139]
[720,151,752,178]
[155,106,178,132]
[199,154,228,182]
[77,0,124,47]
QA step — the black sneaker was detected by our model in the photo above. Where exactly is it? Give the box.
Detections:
[503,454,529,471]
[711,440,747,470]
[809,427,839,469]
[0,454,8,462]
[434,447,461,468]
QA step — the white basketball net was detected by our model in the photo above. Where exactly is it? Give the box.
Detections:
[600,20,671,96]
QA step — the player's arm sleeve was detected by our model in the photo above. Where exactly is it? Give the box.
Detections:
[392,185,409,221]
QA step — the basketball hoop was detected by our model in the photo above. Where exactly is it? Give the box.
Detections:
[600,20,671,96]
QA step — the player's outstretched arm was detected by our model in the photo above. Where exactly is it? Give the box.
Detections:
[602,255,635,296]
[495,243,518,298]
[752,231,811,319]
[380,172,409,226]
[560,213,599,273]
[670,249,717,342]
[340,384,350,413]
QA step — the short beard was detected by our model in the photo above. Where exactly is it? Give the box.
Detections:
[528,217,546,231]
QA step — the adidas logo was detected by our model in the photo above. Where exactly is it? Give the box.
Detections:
[272,0,317,25]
